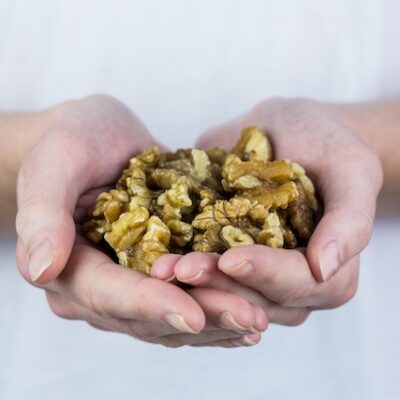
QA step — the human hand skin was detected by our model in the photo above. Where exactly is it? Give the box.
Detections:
[151,98,384,326]
[15,95,267,348]
[0,104,72,234]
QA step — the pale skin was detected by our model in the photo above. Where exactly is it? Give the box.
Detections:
[1,95,399,348]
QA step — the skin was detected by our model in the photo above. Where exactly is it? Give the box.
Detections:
[151,98,396,328]
[10,95,267,348]
[1,95,398,348]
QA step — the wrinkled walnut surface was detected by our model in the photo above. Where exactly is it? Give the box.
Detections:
[84,126,318,273]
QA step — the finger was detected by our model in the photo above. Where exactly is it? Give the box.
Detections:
[191,341,239,348]
[191,333,262,348]
[150,254,184,283]
[174,254,311,326]
[48,240,206,333]
[172,252,218,285]
[16,95,155,284]
[47,286,231,339]
[218,245,359,309]
[174,253,271,317]
[157,330,244,348]
[46,291,247,347]
[306,140,382,281]
[188,287,267,333]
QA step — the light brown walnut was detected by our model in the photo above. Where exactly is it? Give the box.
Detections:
[220,225,255,248]
[118,216,170,274]
[84,126,318,273]
[231,125,273,161]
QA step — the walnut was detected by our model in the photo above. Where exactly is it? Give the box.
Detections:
[118,216,170,274]
[231,125,273,161]
[117,146,161,189]
[257,212,284,248]
[190,149,211,182]
[104,204,150,252]
[206,147,227,166]
[156,178,193,247]
[193,226,225,253]
[287,180,315,239]
[192,198,260,230]
[291,162,318,210]
[220,225,255,248]
[83,189,130,242]
[84,126,318,273]
[223,157,297,187]
[239,182,299,210]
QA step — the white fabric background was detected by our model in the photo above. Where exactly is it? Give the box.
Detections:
[0,0,399,399]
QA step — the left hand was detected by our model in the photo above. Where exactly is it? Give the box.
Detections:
[151,98,382,326]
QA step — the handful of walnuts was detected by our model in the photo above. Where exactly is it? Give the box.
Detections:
[84,127,318,274]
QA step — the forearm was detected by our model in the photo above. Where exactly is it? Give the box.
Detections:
[327,100,400,194]
[0,102,72,233]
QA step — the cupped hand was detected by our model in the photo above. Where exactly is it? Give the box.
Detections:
[151,98,383,324]
[15,95,267,347]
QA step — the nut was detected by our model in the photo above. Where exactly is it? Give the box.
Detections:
[84,126,318,273]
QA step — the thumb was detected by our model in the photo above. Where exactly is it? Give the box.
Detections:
[306,141,383,281]
[16,133,84,284]
[15,94,160,285]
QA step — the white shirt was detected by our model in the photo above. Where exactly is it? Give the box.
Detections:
[0,1,399,399]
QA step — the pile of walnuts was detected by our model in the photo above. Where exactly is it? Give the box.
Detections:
[84,127,318,274]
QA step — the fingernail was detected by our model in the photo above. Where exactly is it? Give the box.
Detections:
[166,275,176,283]
[220,260,254,276]
[319,240,341,281]
[182,269,206,284]
[241,335,258,346]
[28,239,54,282]
[243,333,260,346]
[219,311,248,331]
[164,313,197,334]
[232,335,258,347]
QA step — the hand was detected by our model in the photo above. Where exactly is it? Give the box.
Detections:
[16,95,267,347]
[151,98,383,324]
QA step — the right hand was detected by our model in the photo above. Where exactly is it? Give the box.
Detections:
[15,95,267,348]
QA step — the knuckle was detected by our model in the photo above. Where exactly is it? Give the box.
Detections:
[285,309,311,327]
[46,293,77,320]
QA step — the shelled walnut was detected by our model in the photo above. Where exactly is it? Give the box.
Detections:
[84,126,318,273]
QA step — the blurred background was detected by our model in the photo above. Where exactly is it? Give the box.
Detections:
[0,1,399,399]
